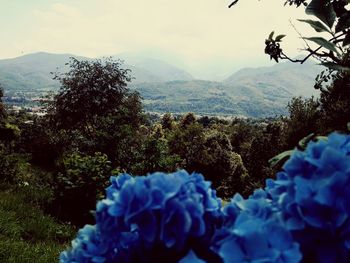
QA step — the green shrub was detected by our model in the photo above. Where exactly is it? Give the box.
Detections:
[52,152,113,225]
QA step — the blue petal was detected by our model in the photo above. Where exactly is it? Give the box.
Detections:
[179,250,205,263]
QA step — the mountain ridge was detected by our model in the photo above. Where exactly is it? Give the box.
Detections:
[0,52,322,118]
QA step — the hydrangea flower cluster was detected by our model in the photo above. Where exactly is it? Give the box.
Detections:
[60,170,222,263]
[61,132,350,263]
[266,132,350,263]
[212,190,302,263]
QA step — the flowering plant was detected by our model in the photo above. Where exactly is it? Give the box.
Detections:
[266,132,350,263]
[60,171,222,263]
[61,132,350,263]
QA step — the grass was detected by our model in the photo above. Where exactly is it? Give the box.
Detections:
[0,184,75,262]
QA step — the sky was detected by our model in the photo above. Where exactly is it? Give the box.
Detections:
[0,0,314,79]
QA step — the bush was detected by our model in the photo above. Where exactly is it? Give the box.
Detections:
[52,152,113,226]
[0,151,18,184]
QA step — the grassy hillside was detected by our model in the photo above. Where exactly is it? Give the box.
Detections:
[0,155,75,263]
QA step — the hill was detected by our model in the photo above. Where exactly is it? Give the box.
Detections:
[0,52,322,117]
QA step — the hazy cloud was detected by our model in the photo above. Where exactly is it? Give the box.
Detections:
[0,0,315,78]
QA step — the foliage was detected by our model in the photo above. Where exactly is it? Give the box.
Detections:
[286,96,321,147]
[49,57,131,132]
[168,121,205,168]
[319,72,350,133]
[0,149,19,184]
[53,152,113,225]
[245,121,287,192]
[186,130,248,198]
[47,57,145,170]
[160,112,175,130]
[132,124,181,174]
[261,0,350,73]
[62,132,350,263]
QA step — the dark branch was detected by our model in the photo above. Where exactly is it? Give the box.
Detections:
[229,0,239,8]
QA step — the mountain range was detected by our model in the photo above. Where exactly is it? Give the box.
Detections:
[0,52,322,118]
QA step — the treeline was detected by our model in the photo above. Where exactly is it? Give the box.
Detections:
[0,57,349,228]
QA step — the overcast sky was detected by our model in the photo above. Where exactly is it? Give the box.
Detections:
[0,0,314,79]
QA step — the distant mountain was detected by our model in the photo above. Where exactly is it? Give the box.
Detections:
[132,80,287,117]
[0,52,323,118]
[224,60,321,98]
[0,52,75,92]
[115,54,194,83]
[0,52,194,93]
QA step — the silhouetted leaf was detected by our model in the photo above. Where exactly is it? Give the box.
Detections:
[304,37,339,54]
[275,34,286,42]
[298,19,332,34]
[343,32,350,46]
[336,14,350,33]
[306,0,336,28]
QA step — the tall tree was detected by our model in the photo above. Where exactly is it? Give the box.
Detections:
[48,58,145,168]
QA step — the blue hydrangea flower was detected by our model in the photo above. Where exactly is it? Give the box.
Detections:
[61,170,222,262]
[60,225,110,263]
[178,250,205,263]
[213,190,302,263]
[266,132,350,263]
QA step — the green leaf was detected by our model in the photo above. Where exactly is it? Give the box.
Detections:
[298,133,315,150]
[320,62,350,72]
[268,31,275,40]
[304,37,339,54]
[275,34,286,42]
[269,150,294,168]
[306,0,336,28]
[298,19,332,34]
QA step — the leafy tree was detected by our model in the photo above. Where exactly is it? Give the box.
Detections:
[180,112,197,128]
[186,130,248,198]
[168,120,204,167]
[49,58,133,134]
[47,58,145,168]
[245,121,286,192]
[160,112,174,131]
[228,118,258,158]
[20,117,63,167]
[286,96,321,147]
[133,124,180,174]
[319,72,350,132]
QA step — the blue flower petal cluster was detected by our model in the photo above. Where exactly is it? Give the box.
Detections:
[61,132,350,263]
[60,225,110,263]
[213,190,302,263]
[61,170,222,262]
[266,132,350,263]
